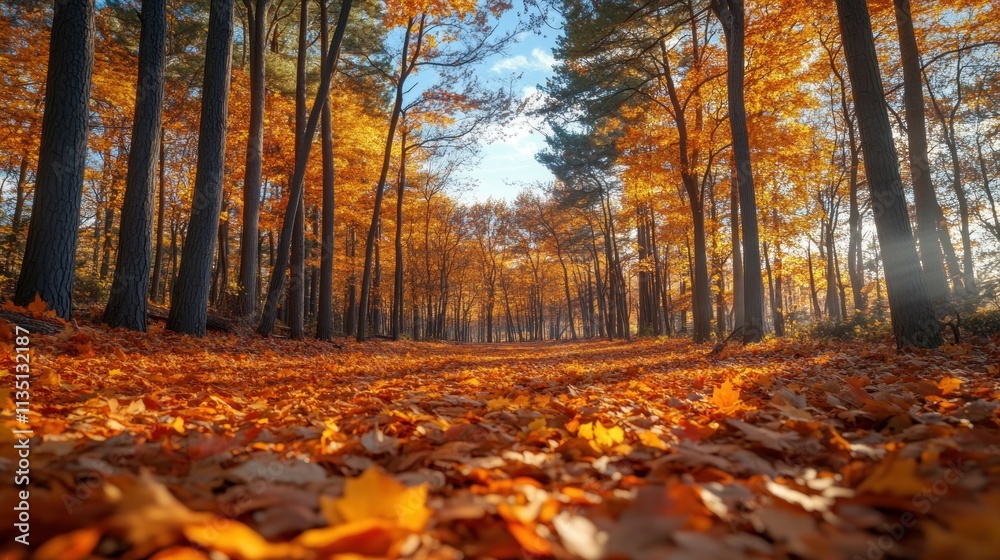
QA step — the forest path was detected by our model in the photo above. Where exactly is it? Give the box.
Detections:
[4,326,1000,559]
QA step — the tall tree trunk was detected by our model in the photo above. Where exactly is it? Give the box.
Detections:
[392,136,407,341]
[689,191,713,343]
[807,242,822,318]
[236,0,270,317]
[13,0,95,318]
[167,0,235,335]
[287,0,308,340]
[834,0,942,348]
[358,15,423,342]
[104,0,166,330]
[730,171,744,331]
[257,0,353,336]
[825,224,842,322]
[316,0,335,341]
[712,0,764,343]
[150,128,167,303]
[893,0,950,307]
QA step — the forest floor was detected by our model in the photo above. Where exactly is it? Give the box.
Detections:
[1,314,1000,559]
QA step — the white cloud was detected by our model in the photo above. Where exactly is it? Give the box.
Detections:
[491,48,556,73]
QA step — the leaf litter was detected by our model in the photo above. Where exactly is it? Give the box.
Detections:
[1,321,999,559]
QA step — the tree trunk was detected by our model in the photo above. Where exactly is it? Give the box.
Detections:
[893,0,950,307]
[358,15,422,342]
[13,0,95,318]
[392,137,407,341]
[807,242,821,318]
[150,127,167,303]
[835,0,942,348]
[236,0,270,317]
[104,0,166,330]
[689,189,713,343]
[287,0,309,340]
[730,171,744,331]
[712,0,764,343]
[167,0,234,336]
[316,0,335,341]
[257,0,353,336]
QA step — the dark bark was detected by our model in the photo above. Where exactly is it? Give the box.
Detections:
[358,15,423,342]
[316,0,335,341]
[166,0,235,335]
[287,0,308,340]
[104,0,167,330]
[13,0,95,318]
[835,0,942,348]
[711,0,764,343]
[257,0,353,336]
[391,136,407,341]
[236,0,271,317]
[893,0,950,306]
[730,172,744,330]
[150,127,167,303]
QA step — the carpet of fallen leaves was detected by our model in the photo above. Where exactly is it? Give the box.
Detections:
[2,319,1000,560]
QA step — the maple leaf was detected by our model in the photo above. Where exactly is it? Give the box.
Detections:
[578,421,624,452]
[938,376,963,396]
[711,380,745,414]
[321,467,431,531]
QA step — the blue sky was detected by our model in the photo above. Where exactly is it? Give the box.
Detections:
[457,8,560,202]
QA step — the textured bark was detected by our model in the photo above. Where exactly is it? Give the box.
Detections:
[893,0,950,307]
[150,128,167,303]
[712,0,764,343]
[835,0,942,348]
[287,0,308,340]
[316,0,335,341]
[257,0,352,336]
[166,0,235,336]
[104,0,167,331]
[236,0,270,317]
[730,173,744,330]
[13,0,95,318]
[391,135,407,341]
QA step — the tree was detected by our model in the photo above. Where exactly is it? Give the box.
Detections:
[167,0,236,335]
[257,0,353,337]
[235,0,271,317]
[355,0,517,342]
[711,0,765,342]
[13,0,95,318]
[834,0,942,348]
[315,0,335,341]
[893,0,952,307]
[103,0,168,331]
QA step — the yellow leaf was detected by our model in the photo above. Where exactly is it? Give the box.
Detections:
[938,376,963,396]
[711,380,743,413]
[857,454,927,497]
[639,430,668,450]
[296,518,396,557]
[183,519,306,560]
[325,467,430,531]
[487,397,511,410]
[171,416,186,434]
[578,421,624,451]
[528,417,548,433]
[34,527,101,560]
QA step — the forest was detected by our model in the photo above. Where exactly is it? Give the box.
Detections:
[1,0,1000,558]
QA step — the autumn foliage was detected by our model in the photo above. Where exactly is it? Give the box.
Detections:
[2,305,1000,558]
